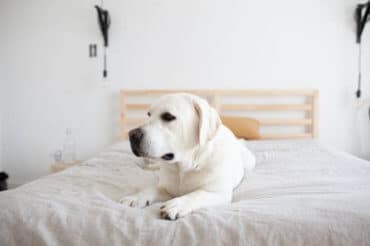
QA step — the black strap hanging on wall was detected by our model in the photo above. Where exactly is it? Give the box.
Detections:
[95,2,111,78]
[355,1,370,98]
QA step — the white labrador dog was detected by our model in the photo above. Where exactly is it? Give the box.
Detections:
[119,93,255,220]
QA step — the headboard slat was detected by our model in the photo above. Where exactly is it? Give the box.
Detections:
[259,119,312,126]
[220,104,312,111]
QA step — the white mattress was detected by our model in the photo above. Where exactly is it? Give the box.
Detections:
[0,140,370,246]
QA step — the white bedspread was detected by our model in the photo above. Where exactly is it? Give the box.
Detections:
[1,140,370,246]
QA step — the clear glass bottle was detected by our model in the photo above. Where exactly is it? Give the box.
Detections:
[63,128,76,164]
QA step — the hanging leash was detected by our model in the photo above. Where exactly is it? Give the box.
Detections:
[356,41,362,99]
[355,1,370,99]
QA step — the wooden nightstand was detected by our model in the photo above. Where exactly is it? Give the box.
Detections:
[50,161,82,173]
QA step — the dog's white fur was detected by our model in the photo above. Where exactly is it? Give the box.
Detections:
[119,93,255,220]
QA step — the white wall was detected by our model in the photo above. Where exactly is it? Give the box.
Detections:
[0,0,368,185]
[0,42,3,171]
[357,6,370,160]
[0,113,2,171]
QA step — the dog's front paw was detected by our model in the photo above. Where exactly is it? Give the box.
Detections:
[119,195,152,208]
[159,198,192,220]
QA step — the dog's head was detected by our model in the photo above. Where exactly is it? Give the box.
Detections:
[129,93,221,168]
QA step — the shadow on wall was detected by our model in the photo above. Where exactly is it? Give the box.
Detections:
[356,99,370,160]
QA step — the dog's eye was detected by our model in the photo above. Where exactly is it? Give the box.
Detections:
[147,112,151,117]
[161,112,176,122]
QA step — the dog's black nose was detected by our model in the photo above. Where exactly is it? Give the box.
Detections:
[162,153,174,161]
[129,128,144,144]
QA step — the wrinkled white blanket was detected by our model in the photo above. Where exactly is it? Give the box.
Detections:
[1,140,370,246]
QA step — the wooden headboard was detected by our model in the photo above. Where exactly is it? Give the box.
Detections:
[120,89,319,140]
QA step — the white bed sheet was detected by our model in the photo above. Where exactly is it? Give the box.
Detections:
[0,140,370,246]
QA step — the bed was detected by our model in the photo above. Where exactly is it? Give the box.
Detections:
[1,90,369,246]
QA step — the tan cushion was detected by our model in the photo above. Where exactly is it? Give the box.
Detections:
[221,116,261,140]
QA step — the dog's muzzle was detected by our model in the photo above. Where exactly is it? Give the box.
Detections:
[129,128,144,157]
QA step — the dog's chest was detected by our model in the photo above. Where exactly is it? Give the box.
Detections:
[159,166,202,197]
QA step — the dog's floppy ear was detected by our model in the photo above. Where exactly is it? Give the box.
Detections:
[193,96,221,145]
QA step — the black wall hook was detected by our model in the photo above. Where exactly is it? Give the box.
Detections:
[356,1,370,43]
[95,5,110,47]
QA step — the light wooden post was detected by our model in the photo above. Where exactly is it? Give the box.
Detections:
[120,91,128,140]
[311,90,319,138]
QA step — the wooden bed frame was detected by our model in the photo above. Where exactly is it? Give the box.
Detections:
[120,89,319,140]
